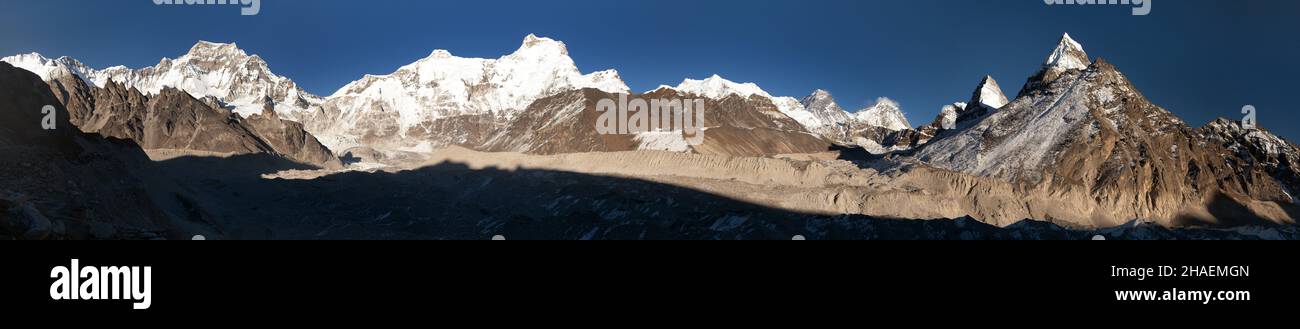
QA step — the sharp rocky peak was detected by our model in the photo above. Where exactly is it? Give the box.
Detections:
[971,75,1010,110]
[1044,33,1091,72]
[1021,33,1098,94]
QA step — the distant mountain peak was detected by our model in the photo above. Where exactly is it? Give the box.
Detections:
[808,89,833,99]
[971,75,1009,110]
[853,97,911,131]
[673,74,772,99]
[795,89,851,131]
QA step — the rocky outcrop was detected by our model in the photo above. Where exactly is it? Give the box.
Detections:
[481,89,637,155]
[1198,118,1300,199]
[245,98,343,169]
[44,73,340,168]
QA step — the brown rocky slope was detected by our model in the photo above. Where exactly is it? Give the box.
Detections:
[46,73,340,169]
[481,88,830,157]
[914,34,1299,227]
[0,62,219,240]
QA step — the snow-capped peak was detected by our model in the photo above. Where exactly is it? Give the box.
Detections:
[853,97,912,131]
[795,89,852,128]
[0,52,100,84]
[428,49,454,58]
[663,75,824,129]
[313,34,630,151]
[187,40,248,58]
[493,34,627,94]
[3,41,323,122]
[583,69,630,94]
[972,75,1010,109]
[800,90,844,117]
[808,89,833,99]
[1044,33,1090,72]
[58,40,326,119]
[671,74,773,99]
[519,33,569,56]
[659,76,842,133]
[650,85,677,93]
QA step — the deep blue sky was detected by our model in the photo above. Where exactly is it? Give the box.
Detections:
[3,0,1298,140]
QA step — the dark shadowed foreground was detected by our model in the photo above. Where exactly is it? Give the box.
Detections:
[140,153,1300,240]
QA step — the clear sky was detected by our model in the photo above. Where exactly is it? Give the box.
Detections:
[3,0,1298,140]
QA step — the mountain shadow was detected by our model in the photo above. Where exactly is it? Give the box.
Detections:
[1172,192,1291,228]
[143,154,1299,240]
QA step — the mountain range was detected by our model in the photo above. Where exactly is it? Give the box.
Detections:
[3,33,1298,239]
[2,35,928,155]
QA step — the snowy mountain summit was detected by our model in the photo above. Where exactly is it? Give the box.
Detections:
[306,34,631,151]
[801,90,850,122]
[1044,33,1090,73]
[660,75,912,139]
[2,41,323,120]
[852,97,911,131]
[0,53,100,83]
[110,41,324,120]
[972,75,1009,110]
[655,74,823,134]
[1018,33,1096,96]
[665,74,773,99]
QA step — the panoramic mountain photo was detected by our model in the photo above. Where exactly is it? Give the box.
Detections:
[2,0,1298,240]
